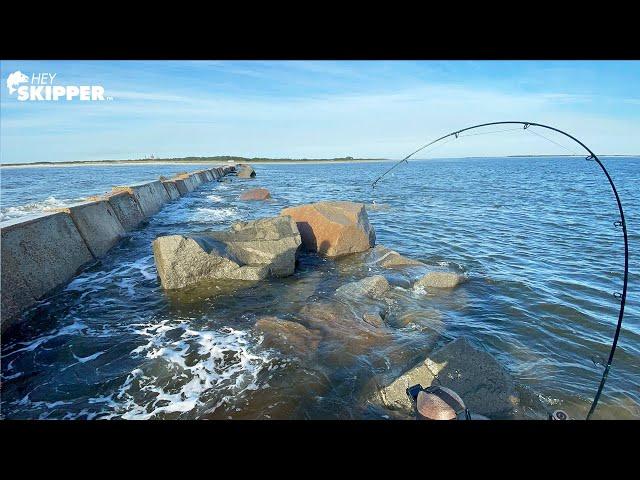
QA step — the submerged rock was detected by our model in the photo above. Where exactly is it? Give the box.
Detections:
[153,215,301,289]
[388,308,444,332]
[362,312,385,328]
[415,271,467,289]
[335,275,390,300]
[237,163,256,178]
[369,245,425,269]
[297,300,391,358]
[372,337,519,418]
[255,316,322,358]
[239,188,271,201]
[364,203,391,212]
[281,201,375,258]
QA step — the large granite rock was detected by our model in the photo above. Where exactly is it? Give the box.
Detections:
[237,163,256,178]
[373,337,519,418]
[240,188,271,201]
[280,201,375,258]
[255,316,322,358]
[415,271,467,289]
[153,215,301,289]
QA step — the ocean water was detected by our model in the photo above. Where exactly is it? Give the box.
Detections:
[1,158,638,420]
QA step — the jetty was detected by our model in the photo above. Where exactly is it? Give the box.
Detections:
[0,165,236,332]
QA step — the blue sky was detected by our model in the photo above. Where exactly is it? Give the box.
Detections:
[1,60,639,163]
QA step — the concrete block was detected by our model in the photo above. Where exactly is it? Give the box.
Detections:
[174,174,195,193]
[105,191,146,231]
[113,180,169,218]
[162,180,181,200]
[1,212,94,331]
[191,172,203,187]
[54,200,126,258]
[172,178,189,196]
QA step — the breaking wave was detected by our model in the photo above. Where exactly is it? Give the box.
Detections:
[90,321,275,419]
[0,196,75,221]
[192,207,239,223]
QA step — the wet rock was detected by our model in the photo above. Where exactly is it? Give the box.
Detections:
[373,337,519,418]
[212,216,301,277]
[204,365,330,420]
[415,271,467,289]
[237,163,256,178]
[297,300,391,358]
[255,316,322,357]
[335,275,390,300]
[362,312,385,328]
[239,188,271,201]
[369,245,425,269]
[281,201,375,258]
[153,215,301,289]
[389,309,444,332]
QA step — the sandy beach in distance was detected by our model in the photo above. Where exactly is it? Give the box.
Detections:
[0,159,393,169]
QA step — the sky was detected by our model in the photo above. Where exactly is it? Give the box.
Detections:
[1,60,639,164]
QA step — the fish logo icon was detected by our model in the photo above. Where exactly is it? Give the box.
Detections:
[6,71,30,95]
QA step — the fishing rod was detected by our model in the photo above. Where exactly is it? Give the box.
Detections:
[373,121,629,420]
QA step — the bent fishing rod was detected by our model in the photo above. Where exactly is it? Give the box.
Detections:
[372,121,629,420]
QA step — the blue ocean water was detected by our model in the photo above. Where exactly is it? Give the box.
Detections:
[1,157,638,419]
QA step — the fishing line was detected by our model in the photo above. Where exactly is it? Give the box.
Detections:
[525,127,581,156]
[457,127,524,138]
[371,121,629,420]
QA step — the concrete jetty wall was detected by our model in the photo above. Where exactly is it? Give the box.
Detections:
[106,191,146,232]
[172,178,190,196]
[162,180,181,200]
[54,200,126,258]
[1,212,94,326]
[176,173,198,192]
[1,164,236,332]
[112,180,169,217]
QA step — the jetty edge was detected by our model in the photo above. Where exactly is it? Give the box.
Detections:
[0,164,236,333]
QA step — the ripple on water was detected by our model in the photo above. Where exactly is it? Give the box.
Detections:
[1,158,639,420]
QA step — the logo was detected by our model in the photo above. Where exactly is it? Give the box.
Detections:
[7,71,29,95]
[5,71,112,102]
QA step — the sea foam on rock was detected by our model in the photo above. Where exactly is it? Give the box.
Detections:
[281,201,375,258]
[372,337,519,418]
[153,215,301,289]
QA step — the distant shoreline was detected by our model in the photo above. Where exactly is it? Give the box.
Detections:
[0,157,390,169]
[1,154,637,169]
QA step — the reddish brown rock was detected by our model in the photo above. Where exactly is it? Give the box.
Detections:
[280,201,375,257]
[297,300,390,357]
[255,316,321,357]
[239,188,271,201]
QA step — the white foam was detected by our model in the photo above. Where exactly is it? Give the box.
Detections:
[102,320,275,419]
[412,285,427,296]
[0,196,77,222]
[192,207,239,223]
[72,351,106,363]
[206,194,224,202]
